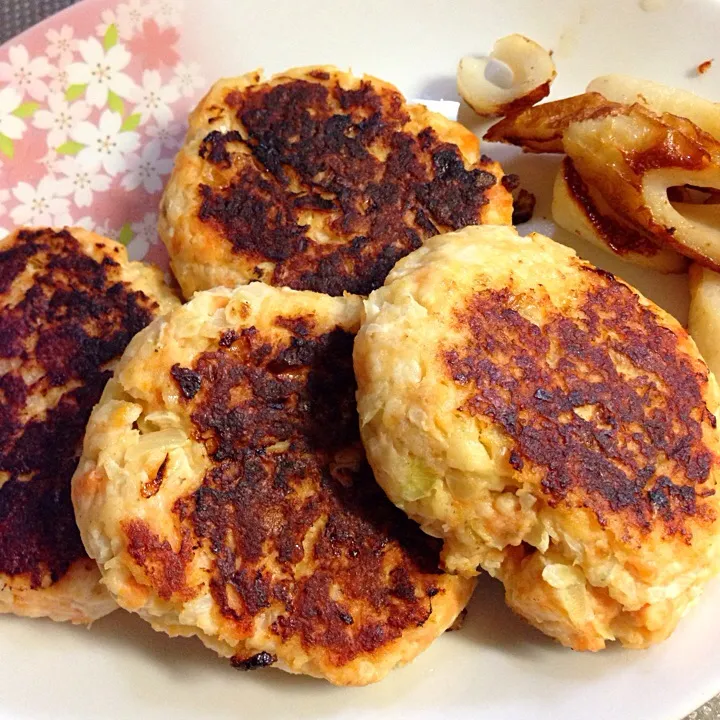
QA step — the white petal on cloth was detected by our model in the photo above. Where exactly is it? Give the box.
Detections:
[72,110,140,176]
[66,39,135,108]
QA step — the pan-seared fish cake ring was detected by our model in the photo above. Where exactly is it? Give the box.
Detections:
[72,283,474,686]
[0,227,179,624]
[354,224,720,652]
[159,65,512,299]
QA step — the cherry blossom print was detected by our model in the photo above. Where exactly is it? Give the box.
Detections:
[55,156,112,207]
[130,69,179,125]
[146,121,184,150]
[72,110,140,176]
[140,237,168,265]
[33,93,91,150]
[47,64,72,95]
[66,38,135,108]
[128,211,159,257]
[0,87,27,142]
[89,218,121,241]
[128,20,180,68]
[173,61,205,98]
[11,176,72,227]
[121,140,173,192]
[0,45,51,102]
[150,0,182,29]
[39,149,64,176]
[0,189,10,218]
[1,139,49,187]
[45,26,77,67]
[95,9,118,39]
[1,0,201,266]
[116,0,151,40]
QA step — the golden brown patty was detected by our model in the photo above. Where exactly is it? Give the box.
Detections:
[159,65,512,298]
[72,284,474,685]
[354,225,720,651]
[0,227,178,623]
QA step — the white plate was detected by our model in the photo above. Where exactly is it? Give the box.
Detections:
[1,0,719,718]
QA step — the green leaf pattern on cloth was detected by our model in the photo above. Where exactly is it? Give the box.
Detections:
[0,3,200,265]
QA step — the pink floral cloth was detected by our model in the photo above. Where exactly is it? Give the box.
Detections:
[0,0,205,265]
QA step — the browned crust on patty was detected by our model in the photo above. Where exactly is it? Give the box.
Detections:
[443,268,718,539]
[172,68,511,297]
[122,518,195,601]
[0,228,159,588]
[155,314,448,667]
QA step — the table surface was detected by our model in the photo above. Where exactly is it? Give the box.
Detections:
[1,2,719,719]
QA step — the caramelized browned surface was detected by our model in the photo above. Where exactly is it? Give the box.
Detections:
[444,271,718,537]
[196,76,503,296]
[0,228,157,586]
[493,80,553,117]
[145,315,445,666]
[561,104,720,271]
[698,59,713,75]
[484,93,619,153]
[587,106,717,181]
[560,157,663,257]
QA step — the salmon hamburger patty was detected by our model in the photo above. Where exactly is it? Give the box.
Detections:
[72,282,474,685]
[0,227,178,623]
[159,65,512,299]
[354,224,720,651]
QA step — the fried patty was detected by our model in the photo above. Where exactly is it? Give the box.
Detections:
[159,65,512,299]
[0,227,178,623]
[72,283,474,685]
[354,224,720,651]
